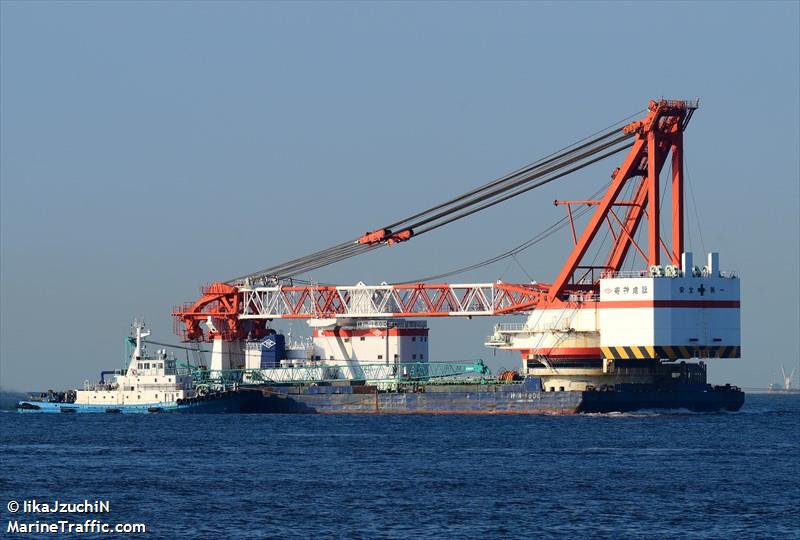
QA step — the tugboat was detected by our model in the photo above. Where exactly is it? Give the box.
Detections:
[16,321,262,413]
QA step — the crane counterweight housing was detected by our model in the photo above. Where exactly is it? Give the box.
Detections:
[598,254,740,361]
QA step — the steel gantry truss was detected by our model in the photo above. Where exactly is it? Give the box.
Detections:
[174,99,697,341]
[174,281,556,340]
[238,282,551,320]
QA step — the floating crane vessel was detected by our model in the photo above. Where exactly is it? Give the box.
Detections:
[768,366,799,394]
[19,99,744,414]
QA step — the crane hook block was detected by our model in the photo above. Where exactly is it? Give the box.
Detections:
[386,228,413,245]
[358,228,391,245]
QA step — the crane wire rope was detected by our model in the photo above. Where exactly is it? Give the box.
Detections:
[230,110,645,284]
[684,152,706,255]
[257,136,631,282]
[392,182,611,284]
[383,111,645,230]
[236,134,631,281]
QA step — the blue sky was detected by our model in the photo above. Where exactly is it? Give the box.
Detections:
[1,1,798,390]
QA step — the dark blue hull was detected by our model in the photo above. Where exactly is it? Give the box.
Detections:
[240,383,745,414]
[255,387,582,414]
[577,387,745,413]
[18,385,744,415]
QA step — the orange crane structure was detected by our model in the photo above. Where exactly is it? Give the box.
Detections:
[173,98,742,402]
[175,100,699,340]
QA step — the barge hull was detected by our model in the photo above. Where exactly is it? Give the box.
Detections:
[18,387,744,414]
[253,386,744,414]
[257,389,582,414]
[577,388,745,413]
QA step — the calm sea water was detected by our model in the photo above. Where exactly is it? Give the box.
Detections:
[1,394,798,539]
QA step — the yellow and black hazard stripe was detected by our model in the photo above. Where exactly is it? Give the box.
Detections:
[600,345,657,360]
[601,346,741,360]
